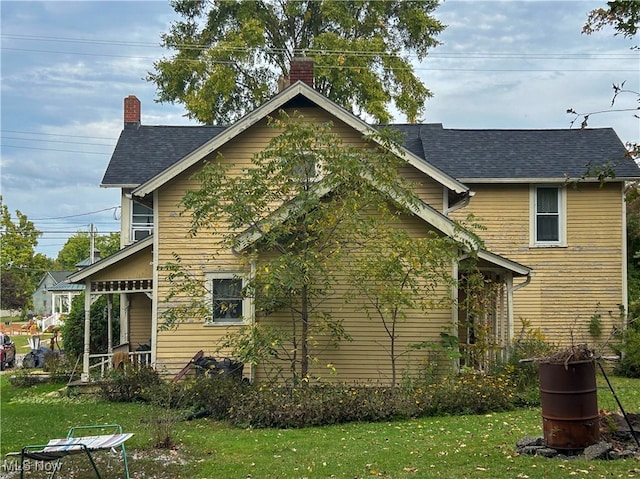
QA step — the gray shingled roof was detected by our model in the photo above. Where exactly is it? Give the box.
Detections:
[102,124,226,187]
[390,124,638,181]
[102,120,639,188]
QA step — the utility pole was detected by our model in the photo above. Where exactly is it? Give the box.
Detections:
[89,223,95,264]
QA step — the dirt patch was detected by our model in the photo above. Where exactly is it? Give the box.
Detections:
[517,411,640,460]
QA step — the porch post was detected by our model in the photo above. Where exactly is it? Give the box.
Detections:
[506,274,514,358]
[451,258,460,371]
[121,293,129,344]
[67,292,72,314]
[81,282,92,382]
[107,295,113,356]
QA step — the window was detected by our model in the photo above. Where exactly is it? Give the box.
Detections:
[131,202,153,241]
[206,274,247,324]
[531,185,565,246]
[293,151,323,182]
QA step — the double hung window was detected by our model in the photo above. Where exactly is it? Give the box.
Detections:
[531,185,565,246]
[206,274,247,324]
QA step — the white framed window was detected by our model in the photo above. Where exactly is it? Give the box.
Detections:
[205,273,248,324]
[530,185,566,246]
[131,202,153,241]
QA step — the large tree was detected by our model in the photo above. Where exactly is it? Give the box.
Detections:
[148,0,445,125]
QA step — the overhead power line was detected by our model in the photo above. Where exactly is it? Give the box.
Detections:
[2,32,637,60]
[31,207,120,221]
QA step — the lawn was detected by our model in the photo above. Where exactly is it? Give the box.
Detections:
[1,373,640,479]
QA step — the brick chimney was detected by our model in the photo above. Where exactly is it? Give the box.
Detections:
[124,95,141,126]
[289,57,314,87]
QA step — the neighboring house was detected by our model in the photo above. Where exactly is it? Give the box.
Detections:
[69,61,640,383]
[31,271,77,316]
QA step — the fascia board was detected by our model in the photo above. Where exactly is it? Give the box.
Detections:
[133,81,468,198]
[68,236,153,283]
[459,177,640,184]
[476,250,531,276]
[101,183,140,189]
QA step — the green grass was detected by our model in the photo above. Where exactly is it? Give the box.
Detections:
[2,373,640,479]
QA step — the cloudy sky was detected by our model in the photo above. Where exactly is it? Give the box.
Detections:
[1,0,638,259]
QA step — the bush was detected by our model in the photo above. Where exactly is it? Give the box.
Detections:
[98,366,162,402]
[418,372,517,415]
[62,294,120,359]
[95,369,527,429]
[614,328,640,377]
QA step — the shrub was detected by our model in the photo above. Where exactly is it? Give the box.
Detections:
[614,328,640,377]
[418,372,517,415]
[97,366,162,402]
[95,369,526,429]
[62,294,120,359]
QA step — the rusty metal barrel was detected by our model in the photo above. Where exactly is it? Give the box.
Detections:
[539,360,599,450]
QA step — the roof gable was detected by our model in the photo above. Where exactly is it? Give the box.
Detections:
[132,82,468,198]
[68,235,153,283]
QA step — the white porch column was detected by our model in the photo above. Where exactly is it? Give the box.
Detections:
[81,282,92,382]
[506,274,514,353]
[66,292,73,314]
[121,293,130,344]
[107,295,113,355]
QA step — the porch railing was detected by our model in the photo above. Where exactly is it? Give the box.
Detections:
[88,350,152,378]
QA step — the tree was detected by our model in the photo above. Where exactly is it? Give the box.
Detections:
[349,228,461,387]
[163,112,454,381]
[0,197,43,313]
[583,1,639,38]
[56,231,120,269]
[62,293,119,359]
[148,0,445,125]
[571,1,639,157]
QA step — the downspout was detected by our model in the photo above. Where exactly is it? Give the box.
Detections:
[506,272,534,349]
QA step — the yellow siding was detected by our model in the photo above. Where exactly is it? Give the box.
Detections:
[128,293,152,350]
[91,247,153,282]
[451,182,625,345]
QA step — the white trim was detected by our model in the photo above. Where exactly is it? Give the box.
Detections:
[150,190,159,366]
[460,177,639,184]
[622,182,629,319]
[529,184,567,247]
[132,82,468,198]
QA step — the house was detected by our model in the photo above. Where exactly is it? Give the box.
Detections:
[69,61,640,383]
[31,271,78,316]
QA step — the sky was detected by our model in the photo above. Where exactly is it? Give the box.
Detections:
[1,0,638,260]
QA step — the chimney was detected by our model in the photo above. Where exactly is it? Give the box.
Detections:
[124,95,141,126]
[289,57,314,87]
